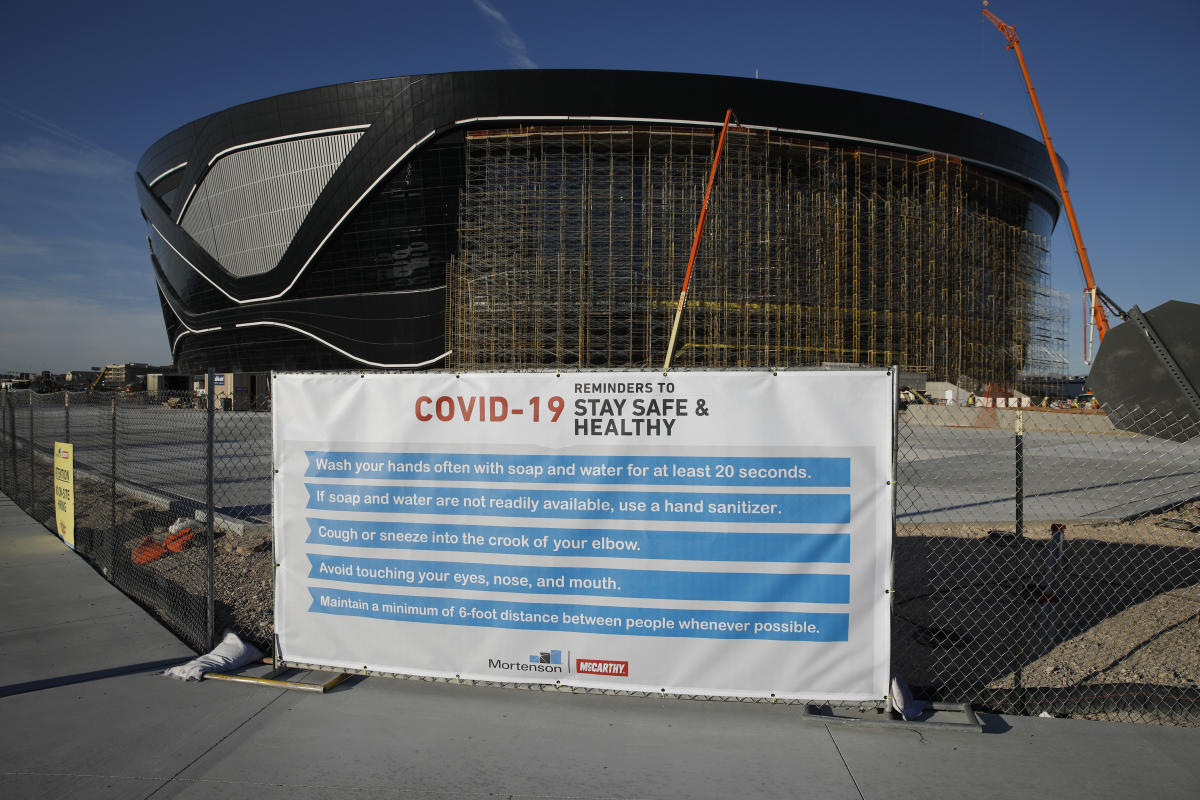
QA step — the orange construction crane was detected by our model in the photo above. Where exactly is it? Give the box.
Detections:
[982,4,1123,353]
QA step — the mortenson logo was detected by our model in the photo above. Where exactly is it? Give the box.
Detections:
[487,650,564,673]
[576,658,629,677]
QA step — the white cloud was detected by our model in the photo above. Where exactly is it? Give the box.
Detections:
[0,136,129,178]
[0,229,148,292]
[1,101,133,165]
[0,287,170,373]
[0,227,50,259]
[473,0,538,69]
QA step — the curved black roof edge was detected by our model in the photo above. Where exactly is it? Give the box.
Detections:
[137,69,1064,306]
[137,69,1065,209]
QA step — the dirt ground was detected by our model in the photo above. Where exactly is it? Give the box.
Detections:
[892,502,1200,723]
[67,475,274,654]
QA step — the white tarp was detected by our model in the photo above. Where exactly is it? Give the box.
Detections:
[273,370,894,700]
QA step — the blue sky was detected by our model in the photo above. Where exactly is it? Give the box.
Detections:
[1,0,1196,374]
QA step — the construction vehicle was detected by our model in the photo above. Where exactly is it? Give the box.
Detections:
[88,366,110,391]
[983,5,1199,436]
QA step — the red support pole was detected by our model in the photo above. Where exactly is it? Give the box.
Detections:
[663,109,735,371]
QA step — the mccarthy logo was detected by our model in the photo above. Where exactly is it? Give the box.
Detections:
[576,658,629,677]
[487,649,564,673]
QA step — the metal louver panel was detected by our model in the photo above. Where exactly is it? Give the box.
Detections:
[180,132,363,277]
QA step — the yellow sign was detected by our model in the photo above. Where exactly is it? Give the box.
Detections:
[53,442,74,549]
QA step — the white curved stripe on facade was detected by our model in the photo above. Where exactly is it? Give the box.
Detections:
[234,321,451,368]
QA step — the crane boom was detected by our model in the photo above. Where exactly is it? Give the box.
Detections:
[88,366,109,391]
[982,6,1112,342]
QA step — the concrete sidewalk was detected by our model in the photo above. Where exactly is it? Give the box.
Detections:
[2,491,1198,800]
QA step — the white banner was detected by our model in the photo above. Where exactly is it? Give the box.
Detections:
[273,370,894,700]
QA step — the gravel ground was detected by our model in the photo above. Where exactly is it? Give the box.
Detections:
[892,501,1200,723]
[65,475,274,654]
[212,531,273,651]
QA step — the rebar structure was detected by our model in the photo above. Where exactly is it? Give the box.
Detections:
[449,125,1063,388]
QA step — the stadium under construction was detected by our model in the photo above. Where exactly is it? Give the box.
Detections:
[136,70,1068,388]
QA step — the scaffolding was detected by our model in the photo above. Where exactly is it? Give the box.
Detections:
[449,125,1064,389]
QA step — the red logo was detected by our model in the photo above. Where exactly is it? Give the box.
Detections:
[575,658,628,677]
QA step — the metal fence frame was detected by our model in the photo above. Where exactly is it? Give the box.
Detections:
[1,381,1196,724]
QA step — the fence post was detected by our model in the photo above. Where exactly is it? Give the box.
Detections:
[206,368,216,649]
[8,393,15,498]
[1013,409,1028,715]
[28,392,35,514]
[64,391,70,444]
[2,391,8,493]
[1,391,7,491]
[1043,523,1066,643]
[110,394,117,569]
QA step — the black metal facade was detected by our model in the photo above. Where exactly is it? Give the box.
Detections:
[136,70,1062,373]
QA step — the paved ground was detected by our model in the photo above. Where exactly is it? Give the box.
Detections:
[898,421,1200,522]
[3,491,1199,800]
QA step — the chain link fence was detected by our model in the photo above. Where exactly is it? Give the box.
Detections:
[1,385,1197,724]
[0,385,274,654]
[893,402,1200,725]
